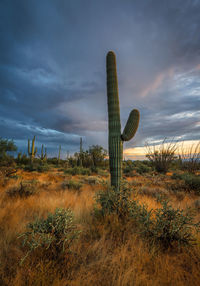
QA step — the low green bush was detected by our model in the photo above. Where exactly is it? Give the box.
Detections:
[19,208,80,263]
[24,163,50,172]
[135,164,152,174]
[171,172,200,195]
[94,185,199,249]
[94,184,131,218]
[64,167,91,176]
[62,180,82,191]
[85,176,101,185]
[6,180,38,198]
[130,196,199,248]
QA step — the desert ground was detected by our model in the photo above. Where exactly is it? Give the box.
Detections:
[0,163,199,286]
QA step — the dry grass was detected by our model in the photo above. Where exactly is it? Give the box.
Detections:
[0,169,199,286]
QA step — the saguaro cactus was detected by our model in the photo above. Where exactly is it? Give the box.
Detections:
[58,145,61,164]
[79,137,83,167]
[106,51,140,190]
[28,136,37,163]
[41,144,47,161]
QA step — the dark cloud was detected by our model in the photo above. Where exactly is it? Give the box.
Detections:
[0,0,200,156]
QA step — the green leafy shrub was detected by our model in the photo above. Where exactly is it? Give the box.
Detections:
[62,180,82,191]
[85,176,101,185]
[96,168,109,177]
[64,167,91,176]
[193,199,200,212]
[37,163,50,172]
[138,186,168,198]
[24,162,50,172]
[94,184,131,218]
[6,180,38,198]
[19,208,80,263]
[182,174,200,195]
[135,163,152,174]
[94,185,199,248]
[171,172,200,195]
[129,197,199,248]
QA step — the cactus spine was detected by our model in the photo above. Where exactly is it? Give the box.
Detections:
[28,136,37,163]
[106,51,140,190]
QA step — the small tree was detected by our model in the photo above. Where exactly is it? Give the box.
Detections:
[89,145,107,168]
[0,138,17,167]
[146,139,177,173]
[0,137,17,157]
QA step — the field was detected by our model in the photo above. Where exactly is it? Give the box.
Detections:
[0,166,199,286]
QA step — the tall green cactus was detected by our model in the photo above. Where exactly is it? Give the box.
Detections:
[58,145,61,164]
[106,51,140,190]
[41,144,47,161]
[28,136,37,163]
[79,137,83,167]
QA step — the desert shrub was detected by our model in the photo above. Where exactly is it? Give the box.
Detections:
[6,180,38,198]
[62,180,82,191]
[129,179,142,188]
[0,166,17,178]
[24,162,50,172]
[16,154,29,166]
[178,142,200,173]
[171,173,200,195]
[85,176,101,185]
[123,160,134,176]
[123,160,152,175]
[96,168,109,177]
[24,164,38,172]
[94,184,131,218]
[146,139,177,173]
[19,208,80,263]
[193,199,200,212]
[95,185,199,248]
[129,197,199,248]
[171,171,184,180]
[135,163,152,174]
[182,174,200,195]
[37,163,50,172]
[139,186,168,198]
[64,167,91,176]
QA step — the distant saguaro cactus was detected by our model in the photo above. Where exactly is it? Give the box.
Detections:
[106,51,140,190]
[58,145,61,164]
[41,144,47,161]
[80,137,83,167]
[28,136,37,163]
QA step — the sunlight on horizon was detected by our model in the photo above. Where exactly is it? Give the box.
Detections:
[123,140,200,160]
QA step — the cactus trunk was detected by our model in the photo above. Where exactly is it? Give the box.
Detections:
[58,145,61,164]
[80,137,83,167]
[28,136,37,163]
[106,52,123,190]
[106,51,140,191]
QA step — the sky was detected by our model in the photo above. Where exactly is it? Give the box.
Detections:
[0,0,200,159]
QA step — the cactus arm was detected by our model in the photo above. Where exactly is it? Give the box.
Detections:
[121,109,140,141]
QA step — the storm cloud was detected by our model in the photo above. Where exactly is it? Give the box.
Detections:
[0,0,200,156]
